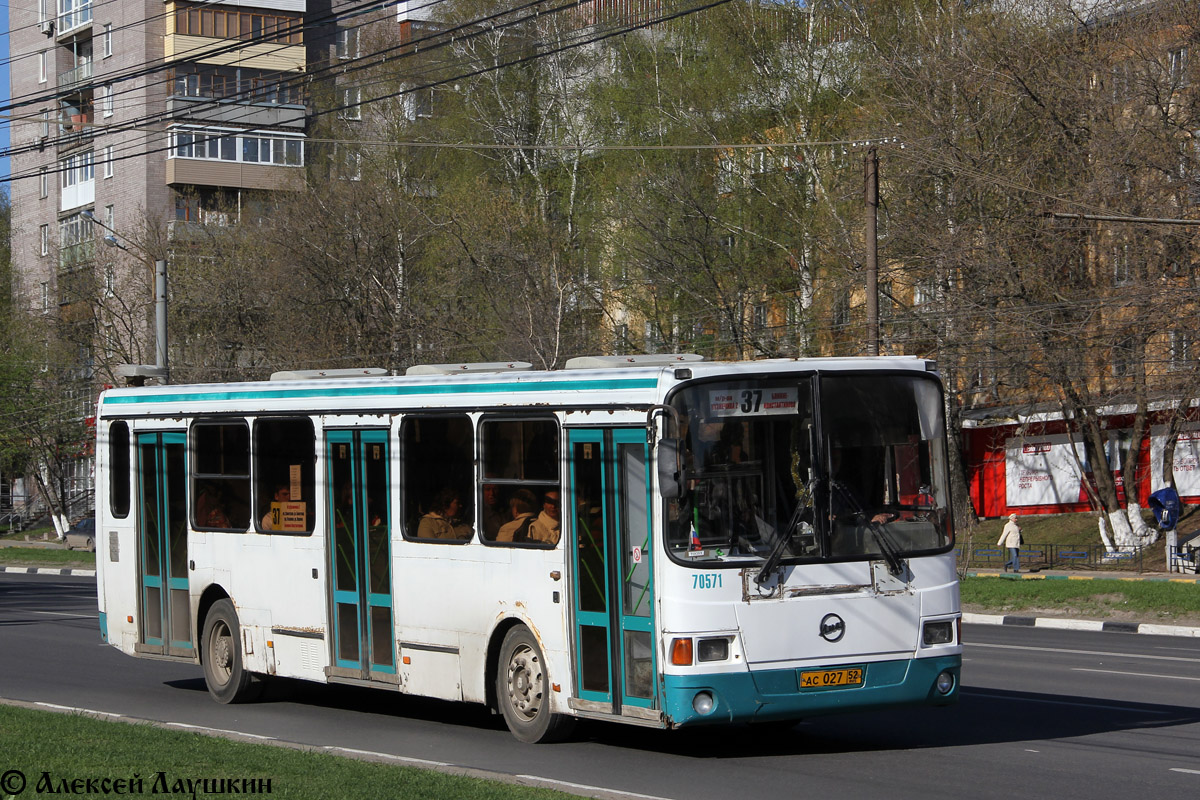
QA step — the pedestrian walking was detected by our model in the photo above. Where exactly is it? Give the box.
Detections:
[998,513,1022,573]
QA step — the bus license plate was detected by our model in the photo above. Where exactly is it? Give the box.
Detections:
[800,667,864,689]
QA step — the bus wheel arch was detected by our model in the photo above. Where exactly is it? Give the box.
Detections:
[493,622,575,743]
[200,596,261,704]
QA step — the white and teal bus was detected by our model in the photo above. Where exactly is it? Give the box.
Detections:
[93,355,960,742]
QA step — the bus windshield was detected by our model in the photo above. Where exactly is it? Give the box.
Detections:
[665,373,953,566]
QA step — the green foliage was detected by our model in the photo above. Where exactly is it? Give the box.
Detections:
[0,704,575,800]
[961,576,1200,620]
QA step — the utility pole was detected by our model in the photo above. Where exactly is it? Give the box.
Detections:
[865,146,879,356]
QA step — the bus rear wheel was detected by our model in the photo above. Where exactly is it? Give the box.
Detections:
[496,625,574,743]
[201,599,260,704]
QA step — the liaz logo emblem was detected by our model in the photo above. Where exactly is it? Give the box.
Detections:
[819,613,846,643]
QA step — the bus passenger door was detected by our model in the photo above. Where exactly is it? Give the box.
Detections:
[136,432,191,658]
[325,430,396,682]
[568,429,657,717]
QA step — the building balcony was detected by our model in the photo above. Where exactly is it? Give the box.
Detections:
[57,61,93,91]
[58,240,95,269]
[56,0,92,39]
[165,97,306,130]
[166,158,303,192]
[165,34,306,72]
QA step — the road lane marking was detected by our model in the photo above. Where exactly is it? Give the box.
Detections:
[26,610,98,619]
[1170,768,1200,775]
[1073,668,1200,682]
[35,702,122,717]
[325,747,449,768]
[514,775,675,800]
[969,642,1200,664]
[165,722,276,740]
[959,690,1174,715]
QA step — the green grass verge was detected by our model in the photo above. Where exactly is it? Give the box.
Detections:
[0,703,572,800]
[0,547,95,568]
[960,575,1200,620]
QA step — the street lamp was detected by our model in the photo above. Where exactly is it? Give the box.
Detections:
[80,210,170,385]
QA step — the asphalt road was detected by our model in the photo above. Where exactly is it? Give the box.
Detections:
[2,573,1198,800]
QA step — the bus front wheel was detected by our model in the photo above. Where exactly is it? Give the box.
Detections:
[201,599,260,704]
[496,625,574,743]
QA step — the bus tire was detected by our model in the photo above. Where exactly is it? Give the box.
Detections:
[201,599,259,704]
[496,625,574,743]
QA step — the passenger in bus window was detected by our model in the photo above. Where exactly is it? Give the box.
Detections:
[417,488,461,540]
[481,483,505,539]
[196,485,231,529]
[496,488,538,543]
[528,490,561,545]
[261,484,289,530]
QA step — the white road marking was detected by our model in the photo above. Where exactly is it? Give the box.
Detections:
[514,775,676,800]
[165,722,276,740]
[27,610,98,619]
[1169,768,1200,775]
[34,702,122,717]
[324,747,449,768]
[969,642,1200,663]
[1073,668,1200,682]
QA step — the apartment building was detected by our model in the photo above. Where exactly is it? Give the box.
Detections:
[7,0,312,369]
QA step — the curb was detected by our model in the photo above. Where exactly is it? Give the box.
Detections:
[964,571,1200,583]
[963,612,1200,638]
[0,566,96,577]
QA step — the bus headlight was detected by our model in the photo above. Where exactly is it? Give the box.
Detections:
[692,691,715,715]
[697,637,729,662]
[922,620,954,646]
[935,670,955,695]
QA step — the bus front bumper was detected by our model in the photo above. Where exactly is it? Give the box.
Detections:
[661,654,961,727]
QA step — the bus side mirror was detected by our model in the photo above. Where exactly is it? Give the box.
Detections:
[657,438,687,499]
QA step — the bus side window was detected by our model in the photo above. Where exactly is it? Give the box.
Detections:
[191,421,251,531]
[110,421,131,518]
[254,417,315,534]
[480,418,560,546]
[402,414,474,542]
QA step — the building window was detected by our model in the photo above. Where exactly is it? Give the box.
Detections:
[104,263,115,296]
[336,27,359,60]
[101,84,113,117]
[41,282,50,312]
[1170,46,1189,87]
[174,3,303,45]
[1111,337,1134,378]
[1112,244,1132,286]
[41,109,51,138]
[103,23,113,57]
[105,204,114,231]
[1170,329,1193,371]
[753,303,768,332]
[38,51,47,83]
[40,224,50,256]
[40,168,48,199]
[339,87,362,120]
[103,144,114,178]
[832,290,851,328]
[169,127,304,167]
[59,151,95,190]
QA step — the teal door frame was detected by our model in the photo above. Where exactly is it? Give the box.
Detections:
[326,430,395,678]
[568,428,656,713]
[136,431,191,657]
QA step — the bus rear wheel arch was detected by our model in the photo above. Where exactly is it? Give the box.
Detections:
[495,625,574,743]
[201,598,261,704]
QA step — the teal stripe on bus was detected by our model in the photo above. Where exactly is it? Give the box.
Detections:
[102,378,661,406]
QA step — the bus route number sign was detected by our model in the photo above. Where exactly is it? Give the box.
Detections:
[708,387,798,418]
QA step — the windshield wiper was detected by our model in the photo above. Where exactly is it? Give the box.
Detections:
[831,481,906,577]
[754,480,815,586]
